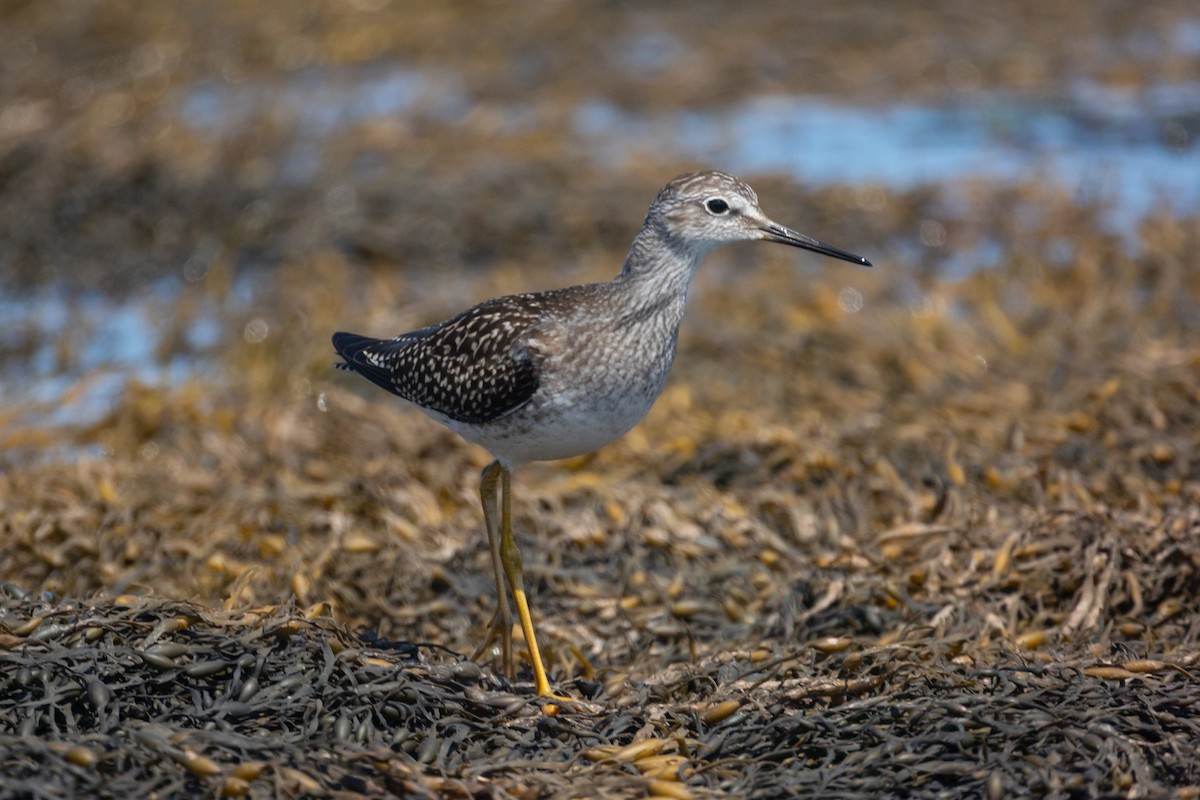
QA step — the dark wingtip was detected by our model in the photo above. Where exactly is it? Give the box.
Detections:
[332,331,376,360]
[330,331,400,395]
[332,332,384,375]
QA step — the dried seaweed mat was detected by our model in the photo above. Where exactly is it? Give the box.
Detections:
[2,588,1199,799]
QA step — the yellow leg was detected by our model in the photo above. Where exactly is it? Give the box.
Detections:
[498,466,560,698]
[475,463,581,706]
[471,461,513,678]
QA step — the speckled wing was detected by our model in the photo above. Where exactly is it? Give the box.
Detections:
[332,296,543,425]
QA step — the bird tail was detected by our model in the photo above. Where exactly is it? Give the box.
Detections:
[332,332,380,368]
[331,332,401,395]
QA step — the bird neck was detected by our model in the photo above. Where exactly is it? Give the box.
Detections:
[614,220,708,303]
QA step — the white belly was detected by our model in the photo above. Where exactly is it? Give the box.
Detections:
[445,384,659,466]
[431,307,680,467]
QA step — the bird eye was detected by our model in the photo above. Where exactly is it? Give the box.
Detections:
[704,197,730,215]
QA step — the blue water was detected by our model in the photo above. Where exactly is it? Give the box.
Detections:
[181,66,471,137]
[574,83,1200,231]
[178,65,1200,228]
[0,283,227,432]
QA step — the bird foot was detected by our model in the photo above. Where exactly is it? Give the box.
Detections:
[537,692,601,715]
[470,606,514,677]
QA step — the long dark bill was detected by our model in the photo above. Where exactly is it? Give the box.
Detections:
[762,223,872,267]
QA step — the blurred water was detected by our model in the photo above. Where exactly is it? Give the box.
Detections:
[0,283,226,432]
[178,66,1200,229]
[575,82,1200,231]
[180,66,471,182]
[181,66,471,136]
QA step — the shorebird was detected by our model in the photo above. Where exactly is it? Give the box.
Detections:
[332,170,871,698]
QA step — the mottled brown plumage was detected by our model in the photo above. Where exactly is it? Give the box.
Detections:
[334,294,547,425]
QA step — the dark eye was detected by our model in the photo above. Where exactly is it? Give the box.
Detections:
[704,197,730,215]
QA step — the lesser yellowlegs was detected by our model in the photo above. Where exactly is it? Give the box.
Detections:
[332,171,871,697]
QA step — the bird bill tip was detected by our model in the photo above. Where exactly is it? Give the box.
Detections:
[760,223,872,268]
